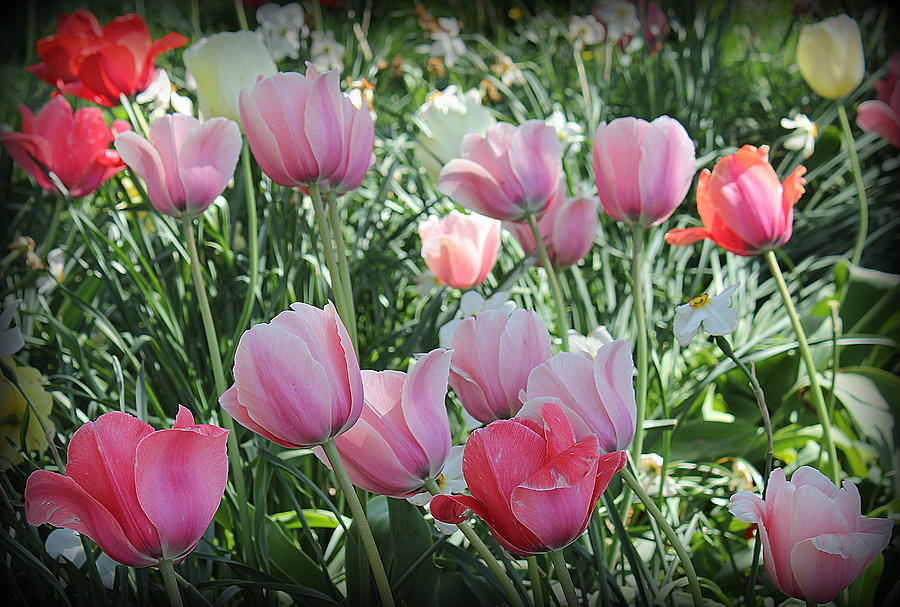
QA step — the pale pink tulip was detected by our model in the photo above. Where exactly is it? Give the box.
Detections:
[115,114,241,217]
[505,190,599,267]
[856,53,900,148]
[730,466,893,604]
[25,407,228,567]
[449,309,552,423]
[239,66,374,193]
[665,145,805,256]
[318,349,453,498]
[521,340,636,453]
[418,211,500,289]
[219,302,363,447]
[592,115,695,226]
[438,121,561,221]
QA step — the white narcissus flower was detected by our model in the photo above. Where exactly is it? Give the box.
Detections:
[438,290,515,349]
[491,54,525,87]
[781,112,818,159]
[310,31,345,71]
[567,326,614,357]
[596,0,641,43]
[673,283,739,346]
[136,69,194,120]
[569,15,606,45]
[545,107,584,152]
[418,18,467,68]
[406,445,466,534]
[256,2,306,62]
[0,299,24,357]
[36,248,64,295]
[45,529,118,589]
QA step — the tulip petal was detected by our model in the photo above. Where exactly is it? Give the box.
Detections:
[25,470,157,568]
[219,385,297,448]
[178,116,242,214]
[439,158,518,220]
[498,310,552,415]
[304,70,344,182]
[856,100,900,148]
[790,536,877,604]
[115,131,176,215]
[638,116,695,225]
[508,120,560,212]
[592,341,637,451]
[402,348,452,475]
[664,227,710,247]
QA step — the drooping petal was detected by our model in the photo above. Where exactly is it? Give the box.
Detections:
[401,348,452,475]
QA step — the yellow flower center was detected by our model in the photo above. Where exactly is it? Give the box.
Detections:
[436,474,447,490]
[688,293,710,308]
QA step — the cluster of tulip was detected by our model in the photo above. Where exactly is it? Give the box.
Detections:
[1,5,896,607]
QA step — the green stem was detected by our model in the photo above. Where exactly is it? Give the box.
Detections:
[325,189,358,349]
[423,480,524,607]
[158,559,183,607]
[621,466,703,607]
[630,223,649,461]
[548,550,579,607]
[525,214,569,351]
[836,104,868,266]
[233,142,259,347]
[118,93,149,138]
[233,0,248,30]
[182,217,253,562]
[37,195,66,259]
[322,440,394,607]
[308,184,353,336]
[764,251,840,483]
[527,557,544,607]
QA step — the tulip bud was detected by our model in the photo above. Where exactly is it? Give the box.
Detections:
[797,14,865,100]
[504,190,599,268]
[418,211,501,289]
[184,31,277,124]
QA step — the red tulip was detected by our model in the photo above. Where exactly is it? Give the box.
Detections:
[25,407,228,567]
[27,10,187,107]
[431,402,626,556]
[0,96,130,197]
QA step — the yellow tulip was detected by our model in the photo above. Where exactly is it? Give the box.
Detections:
[797,14,865,99]
[184,31,277,124]
[1,361,54,468]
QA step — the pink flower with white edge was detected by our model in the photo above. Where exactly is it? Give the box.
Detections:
[730,466,893,604]
[25,407,228,567]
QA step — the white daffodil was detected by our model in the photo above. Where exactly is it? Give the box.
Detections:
[310,30,345,71]
[45,529,118,589]
[135,69,194,120]
[0,298,24,356]
[673,283,739,346]
[567,326,614,357]
[36,248,64,295]
[569,15,606,45]
[781,112,818,159]
[545,107,584,152]
[490,54,525,87]
[256,2,306,62]
[596,0,641,43]
[438,290,516,349]
[638,453,679,497]
[419,18,467,68]
[406,445,466,534]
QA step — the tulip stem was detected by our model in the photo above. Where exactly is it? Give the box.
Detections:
[233,0,249,30]
[836,104,868,266]
[548,551,579,607]
[527,557,544,607]
[158,559,183,607]
[423,480,524,607]
[182,217,253,564]
[621,466,703,607]
[525,214,569,351]
[326,189,358,349]
[234,142,259,346]
[629,223,649,462]
[322,440,395,607]
[764,251,840,483]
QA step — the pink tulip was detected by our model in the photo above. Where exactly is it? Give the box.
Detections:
[665,145,806,256]
[418,211,501,289]
[856,53,900,148]
[318,349,453,498]
[504,189,599,268]
[521,340,636,453]
[431,401,626,556]
[449,309,552,423]
[115,114,241,217]
[730,466,892,604]
[592,115,696,226]
[0,96,129,197]
[438,121,561,221]
[25,407,228,567]
[219,302,363,448]
[239,66,374,194]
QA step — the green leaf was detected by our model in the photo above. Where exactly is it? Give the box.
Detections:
[847,554,884,607]
[829,367,899,454]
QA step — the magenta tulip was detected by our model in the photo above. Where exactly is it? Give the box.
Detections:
[449,309,552,423]
[505,190,599,268]
[419,211,501,289]
[592,115,695,226]
[239,66,375,194]
[521,340,636,453]
[318,348,453,498]
[730,466,893,604]
[219,302,363,448]
[115,114,241,217]
[25,407,228,567]
[438,121,561,221]
[856,53,900,148]
[431,401,626,556]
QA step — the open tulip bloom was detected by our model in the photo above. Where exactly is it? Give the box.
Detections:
[418,211,501,289]
[25,407,228,567]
